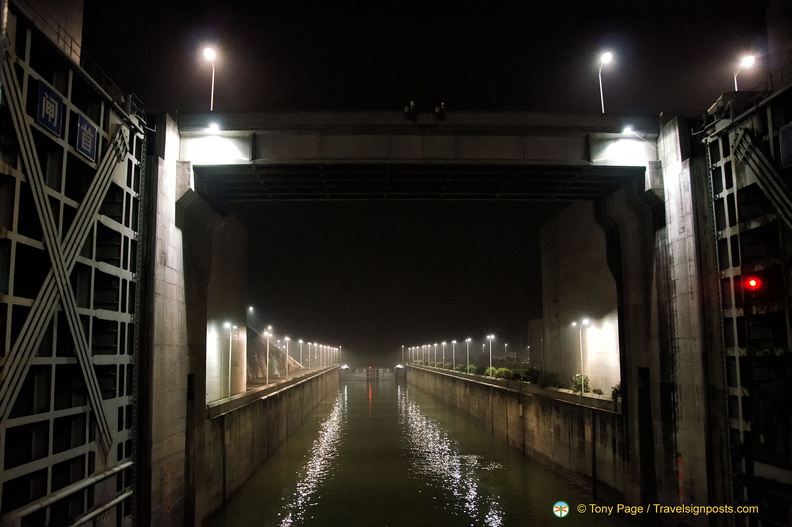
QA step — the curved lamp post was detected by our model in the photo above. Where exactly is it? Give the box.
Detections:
[203,47,216,111]
[598,51,613,114]
[734,54,755,91]
[284,337,290,377]
[487,334,495,375]
[223,322,235,397]
[571,318,591,402]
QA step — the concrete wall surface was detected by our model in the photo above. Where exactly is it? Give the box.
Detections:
[407,367,628,502]
[541,200,621,393]
[192,369,338,525]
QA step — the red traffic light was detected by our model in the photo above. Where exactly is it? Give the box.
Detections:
[744,277,763,290]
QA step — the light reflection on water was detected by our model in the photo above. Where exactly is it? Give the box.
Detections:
[278,385,348,526]
[398,384,505,526]
[210,380,640,527]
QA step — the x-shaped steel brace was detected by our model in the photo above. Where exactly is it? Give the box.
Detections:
[0,50,130,454]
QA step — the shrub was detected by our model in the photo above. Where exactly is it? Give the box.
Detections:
[511,372,523,381]
[592,388,603,395]
[572,374,590,394]
[484,366,498,377]
[495,367,512,379]
[611,382,622,400]
[455,364,467,372]
[414,360,424,366]
[467,365,477,374]
[538,371,561,389]
[443,362,452,370]
[523,367,541,384]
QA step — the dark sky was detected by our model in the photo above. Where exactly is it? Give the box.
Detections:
[237,201,563,366]
[81,1,769,365]
[83,1,769,115]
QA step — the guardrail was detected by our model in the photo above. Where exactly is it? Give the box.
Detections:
[408,364,621,413]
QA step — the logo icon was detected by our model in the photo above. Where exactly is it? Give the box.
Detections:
[554,501,569,518]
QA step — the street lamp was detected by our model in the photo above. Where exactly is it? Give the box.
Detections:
[401,345,404,364]
[441,342,446,367]
[299,339,304,370]
[223,322,236,397]
[203,47,216,111]
[284,337,290,377]
[734,54,755,91]
[263,330,271,386]
[571,318,591,402]
[487,335,495,375]
[466,338,471,373]
[598,51,613,114]
[451,340,456,370]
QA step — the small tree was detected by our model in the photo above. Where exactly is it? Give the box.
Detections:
[572,374,590,394]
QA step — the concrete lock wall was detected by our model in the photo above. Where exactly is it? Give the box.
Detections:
[540,200,621,395]
[407,367,629,500]
[407,119,721,523]
[192,370,338,524]
[147,112,340,526]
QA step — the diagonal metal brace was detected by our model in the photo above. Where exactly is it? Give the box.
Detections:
[0,50,129,453]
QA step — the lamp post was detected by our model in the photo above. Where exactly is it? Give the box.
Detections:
[264,330,271,386]
[487,335,494,375]
[505,343,508,361]
[572,318,591,402]
[401,344,404,364]
[203,47,216,111]
[299,339,304,371]
[434,343,438,366]
[466,338,471,373]
[452,340,456,370]
[734,54,755,91]
[441,342,446,367]
[223,322,235,397]
[284,337,290,378]
[598,51,613,114]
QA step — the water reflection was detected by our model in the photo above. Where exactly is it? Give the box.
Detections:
[398,385,505,526]
[278,386,348,526]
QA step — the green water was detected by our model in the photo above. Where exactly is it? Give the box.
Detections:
[208,380,638,527]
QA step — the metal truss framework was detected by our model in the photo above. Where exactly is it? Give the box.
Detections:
[0,6,143,526]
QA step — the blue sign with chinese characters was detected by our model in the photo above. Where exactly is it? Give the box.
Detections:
[76,115,98,162]
[36,82,63,137]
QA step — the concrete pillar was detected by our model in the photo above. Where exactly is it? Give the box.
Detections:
[540,201,620,394]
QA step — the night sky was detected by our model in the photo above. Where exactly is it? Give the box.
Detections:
[82,1,769,365]
[83,1,768,115]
